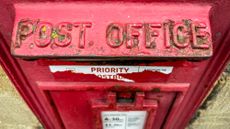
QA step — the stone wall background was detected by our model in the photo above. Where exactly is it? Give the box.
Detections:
[187,64,230,129]
[0,64,229,129]
[0,66,42,129]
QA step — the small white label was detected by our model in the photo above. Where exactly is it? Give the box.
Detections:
[101,111,147,129]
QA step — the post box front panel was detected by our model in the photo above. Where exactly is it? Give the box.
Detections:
[38,81,189,129]
[48,90,176,129]
[14,58,207,129]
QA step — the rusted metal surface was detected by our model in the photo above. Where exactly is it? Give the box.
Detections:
[11,3,212,59]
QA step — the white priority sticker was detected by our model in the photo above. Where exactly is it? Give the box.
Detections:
[101,111,147,129]
[49,65,173,82]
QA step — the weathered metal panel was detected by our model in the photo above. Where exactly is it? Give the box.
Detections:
[11,3,212,59]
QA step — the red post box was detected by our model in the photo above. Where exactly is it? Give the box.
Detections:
[0,0,229,129]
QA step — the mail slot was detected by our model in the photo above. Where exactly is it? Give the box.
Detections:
[0,1,230,129]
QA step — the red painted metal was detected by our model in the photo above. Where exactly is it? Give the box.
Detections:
[91,92,158,129]
[40,82,188,129]
[0,1,230,129]
[11,3,212,59]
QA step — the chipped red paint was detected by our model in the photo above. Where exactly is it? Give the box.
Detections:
[11,3,213,59]
[0,1,230,129]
